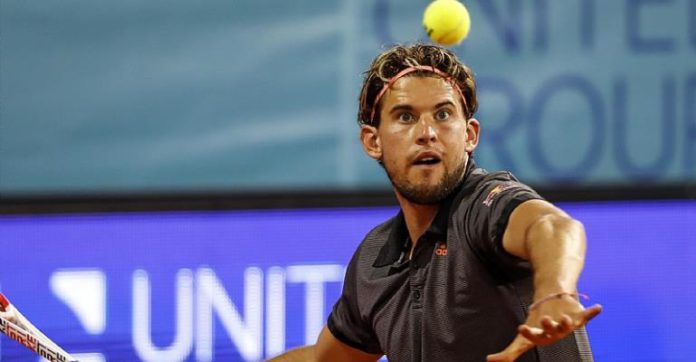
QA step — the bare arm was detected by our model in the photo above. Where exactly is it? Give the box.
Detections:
[487,199,602,362]
[268,325,382,362]
[502,199,586,300]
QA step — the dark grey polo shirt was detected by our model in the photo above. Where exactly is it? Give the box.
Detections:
[327,161,593,362]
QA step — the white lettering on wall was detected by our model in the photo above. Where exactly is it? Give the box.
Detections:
[196,267,262,362]
[132,269,194,362]
[49,264,346,360]
[286,265,344,345]
[265,267,286,359]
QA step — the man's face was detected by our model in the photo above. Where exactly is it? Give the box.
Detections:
[361,75,480,205]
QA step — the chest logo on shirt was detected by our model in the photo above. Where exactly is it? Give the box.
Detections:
[482,182,516,207]
[435,242,448,256]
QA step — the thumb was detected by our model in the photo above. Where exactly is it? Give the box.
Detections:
[486,334,534,362]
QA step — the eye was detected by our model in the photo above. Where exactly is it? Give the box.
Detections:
[435,109,451,121]
[398,112,415,123]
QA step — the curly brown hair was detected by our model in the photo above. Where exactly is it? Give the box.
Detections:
[357,44,478,127]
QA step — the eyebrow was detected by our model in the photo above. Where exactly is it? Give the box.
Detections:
[388,104,414,115]
[388,100,457,115]
[434,100,457,110]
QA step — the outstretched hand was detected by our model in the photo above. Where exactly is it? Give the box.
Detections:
[486,293,602,362]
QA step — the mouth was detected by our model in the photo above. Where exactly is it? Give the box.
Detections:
[412,152,442,167]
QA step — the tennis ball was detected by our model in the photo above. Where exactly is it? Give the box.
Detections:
[423,0,471,46]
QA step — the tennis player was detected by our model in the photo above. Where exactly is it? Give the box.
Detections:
[270,44,601,362]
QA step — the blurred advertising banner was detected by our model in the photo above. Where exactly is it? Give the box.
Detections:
[0,2,695,187]
[0,201,694,361]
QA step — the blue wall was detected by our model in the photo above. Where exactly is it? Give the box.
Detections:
[0,200,694,361]
[1,0,695,194]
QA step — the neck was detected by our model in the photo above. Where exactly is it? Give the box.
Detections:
[395,192,440,257]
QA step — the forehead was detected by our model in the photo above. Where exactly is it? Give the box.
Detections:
[381,75,458,108]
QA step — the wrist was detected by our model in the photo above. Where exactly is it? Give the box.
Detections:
[530,291,588,311]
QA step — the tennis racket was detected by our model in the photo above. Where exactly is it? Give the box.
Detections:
[0,292,78,362]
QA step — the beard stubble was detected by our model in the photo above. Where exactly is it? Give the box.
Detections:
[385,157,468,205]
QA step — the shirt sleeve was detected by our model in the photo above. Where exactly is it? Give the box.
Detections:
[462,172,544,275]
[326,247,382,354]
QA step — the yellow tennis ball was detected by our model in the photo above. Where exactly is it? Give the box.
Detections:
[423,0,471,46]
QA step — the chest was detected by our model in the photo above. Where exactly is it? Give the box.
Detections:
[360,237,531,362]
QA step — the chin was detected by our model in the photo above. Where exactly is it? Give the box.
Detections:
[414,178,441,190]
[412,165,444,177]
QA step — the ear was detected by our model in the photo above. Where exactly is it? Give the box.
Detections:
[465,118,481,153]
[360,125,382,161]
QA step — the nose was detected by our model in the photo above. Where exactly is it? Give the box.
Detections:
[415,116,438,145]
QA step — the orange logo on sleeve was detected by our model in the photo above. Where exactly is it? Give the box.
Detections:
[435,243,448,256]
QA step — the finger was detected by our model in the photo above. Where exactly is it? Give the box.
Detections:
[486,334,534,362]
[519,324,544,338]
[558,314,573,333]
[541,315,571,335]
[519,325,550,345]
[581,304,602,324]
[540,316,559,333]
[486,351,512,362]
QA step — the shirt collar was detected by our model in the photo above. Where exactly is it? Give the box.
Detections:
[372,159,478,268]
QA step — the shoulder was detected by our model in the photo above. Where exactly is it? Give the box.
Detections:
[448,166,543,243]
[455,167,536,209]
[472,167,527,190]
